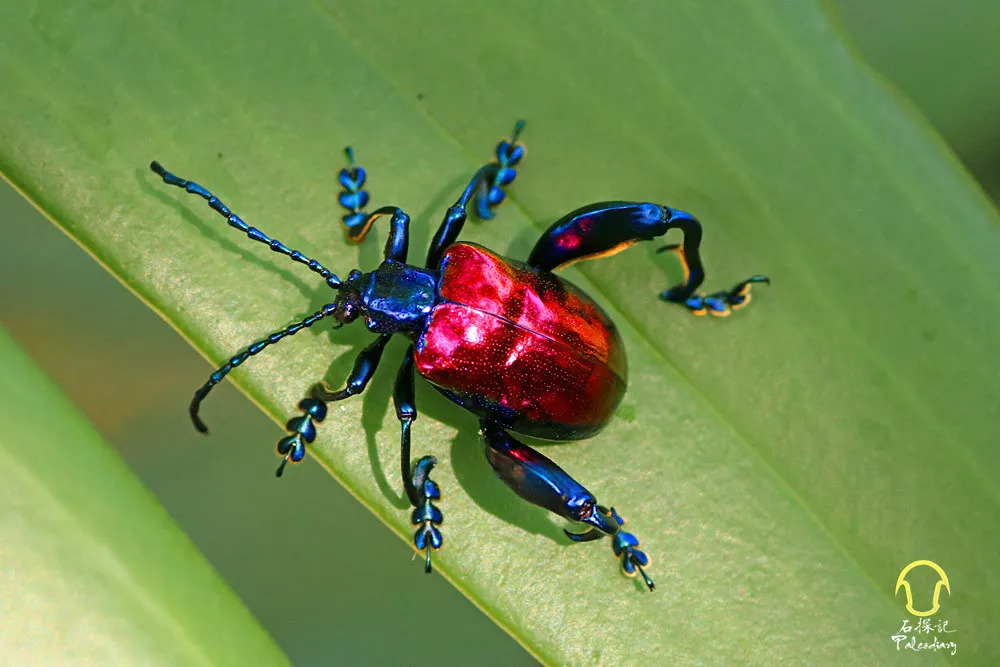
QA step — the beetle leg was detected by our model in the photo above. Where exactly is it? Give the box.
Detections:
[275,397,327,478]
[425,120,526,269]
[410,457,443,574]
[568,507,656,591]
[657,244,769,316]
[334,148,412,261]
[344,206,411,262]
[310,335,391,402]
[479,420,654,591]
[474,119,526,221]
[393,347,423,507]
[395,346,443,572]
[337,146,371,234]
[269,335,391,477]
[527,202,768,316]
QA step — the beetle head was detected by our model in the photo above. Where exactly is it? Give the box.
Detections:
[333,269,365,325]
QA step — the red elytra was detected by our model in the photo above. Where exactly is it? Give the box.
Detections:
[414,243,627,440]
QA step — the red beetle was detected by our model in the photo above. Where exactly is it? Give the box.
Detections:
[149,121,767,590]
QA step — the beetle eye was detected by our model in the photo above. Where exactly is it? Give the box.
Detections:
[335,302,358,324]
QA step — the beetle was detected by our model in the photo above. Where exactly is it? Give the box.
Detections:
[149,121,767,591]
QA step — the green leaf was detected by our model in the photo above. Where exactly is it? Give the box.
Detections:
[0,327,287,665]
[2,1,997,662]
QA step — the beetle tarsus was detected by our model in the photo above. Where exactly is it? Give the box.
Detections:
[635,559,656,591]
[272,397,326,477]
[658,244,770,316]
[475,119,526,220]
[410,456,443,573]
[275,455,290,478]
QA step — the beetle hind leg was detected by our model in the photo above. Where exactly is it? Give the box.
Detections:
[567,507,656,591]
[479,420,655,591]
[657,244,770,316]
[527,202,768,316]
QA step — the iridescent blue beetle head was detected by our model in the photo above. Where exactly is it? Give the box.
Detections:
[332,262,438,334]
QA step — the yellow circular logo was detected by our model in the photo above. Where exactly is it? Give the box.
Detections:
[895,560,950,617]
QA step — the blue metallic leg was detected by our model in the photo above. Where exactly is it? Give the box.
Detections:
[150,161,341,289]
[424,165,495,269]
[310,334,391,402]
[527,201,768,316]
[190,304,337,434]
[425,121,527,269]
[343,206,411,262]
[394,347,443,573]
[394,347,422,507]
[338,146,370,234]
[275,397,327,478]
[475,119,526,220]
[411,458,442,574]
[479,420,655,590]
[572,507,655,591]
[266,335,391,477]
[657,243,768,316]
[275,334,390,477]
[335,147,413,260]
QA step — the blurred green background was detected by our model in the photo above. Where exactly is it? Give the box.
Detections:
[1,2,997,664]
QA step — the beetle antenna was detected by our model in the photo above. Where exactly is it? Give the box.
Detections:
[424,546,433,573]
[150,161,342,290]
[190,303,338,434]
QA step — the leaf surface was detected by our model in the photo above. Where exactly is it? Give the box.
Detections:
[1,1,997,662]
[0,328,286,665]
